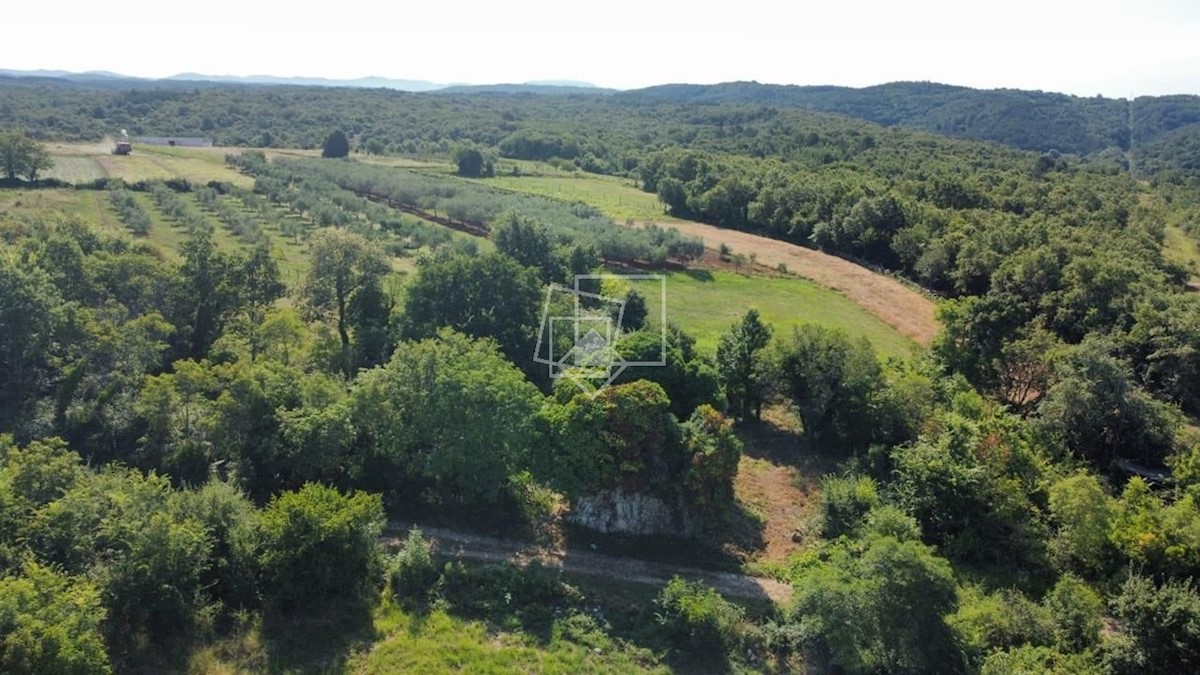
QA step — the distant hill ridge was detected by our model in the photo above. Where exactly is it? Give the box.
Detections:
[3,69,1200,168]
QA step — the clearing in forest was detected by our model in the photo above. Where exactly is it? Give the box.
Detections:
[651,219,939,345]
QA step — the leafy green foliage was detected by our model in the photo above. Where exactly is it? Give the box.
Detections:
[321,129,349,159]
[401,251,542,371]
[0,253,62,430]
[612,327,722,418]
[1046,472,1115,576]
[387,528,439,605]
[1109,478,1200,578]
[819,475,880,539]
[951,587,1053,657]
[107,188,152,235]
[655,577,745,655]
[539,380,683,497]
[1105,575,1200,674]
[0,562,110,675]
[1045,574,1104,652]
[0,131,53,182]
[300,228,390,376]
[715,308,772,421]
[491,211,563,281]
[257,483,385,609]
[790,533,959,674]
[891,408,1046,568]
[453,145,493,177]
[1036,339,1180,467]
[351,331,543,504]
[769,324,882,453]
[681,405,742,515]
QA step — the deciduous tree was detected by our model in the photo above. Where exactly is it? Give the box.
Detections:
[715,309,772,421]
[301,229,390,376]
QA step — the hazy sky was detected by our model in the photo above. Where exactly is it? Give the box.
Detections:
[7,0,1200,96]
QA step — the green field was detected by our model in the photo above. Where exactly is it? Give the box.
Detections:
[626,269,916,358]
[43,155,107,183]
[44,143,252,187]
[476,173,671,223]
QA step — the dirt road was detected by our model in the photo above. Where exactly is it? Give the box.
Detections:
[382,523,793,604]
[648,220,939,345]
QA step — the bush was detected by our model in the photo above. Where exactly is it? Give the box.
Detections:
[655,577,745,654]
[1045,574,1103,652]
[107,188,152,235]
[0,562,111,674]
[952,587,1053,658]
[388,528,438,604]
[1104,574,1200,674]
[819,474,880,538]
[982,645,1104,675]
[257,483,385,609]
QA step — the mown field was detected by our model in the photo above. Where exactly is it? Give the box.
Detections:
[44,142,253,187]
[479,172,670,223]
[625,269,917,358]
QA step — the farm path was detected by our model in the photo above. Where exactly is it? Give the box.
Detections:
[640,220,939,345]
[382,522,793,604]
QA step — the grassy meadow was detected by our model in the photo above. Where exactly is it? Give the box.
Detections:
[44,142,252,186]
[478,173,670,223]
[624,269,917,358]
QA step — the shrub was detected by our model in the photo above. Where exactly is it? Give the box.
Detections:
[438,562,580,632]
[819,474,880,538]
[257,483,385,609]
[655,577,745,654]
[1045,574,1103,652]
[952,587,1053,658]
[388,528,438,604]
[982,645,1104,675]
[0,563,111,674]
[1104,574,1200,674]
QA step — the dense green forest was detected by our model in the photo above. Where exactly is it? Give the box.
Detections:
[2,75,1200,673]
[5,76,1200,179]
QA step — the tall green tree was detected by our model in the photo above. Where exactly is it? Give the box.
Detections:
[715,309,772,421]
[321,130,350,158]
[791,534,960,673]
[1037,338,1180,467]
[452,145,492,177]
[1105,575,1200,674]
[178,228,240,360]
[300,229,390,377]
[770,324,882,452]
[0,562,111,674]
[491,212,562,281]
[400,251,541,371]
[0,132,53,182]
[0,254,62,430]
[350,331,542,503]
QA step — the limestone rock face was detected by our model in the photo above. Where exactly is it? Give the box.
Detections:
[567,489,696,536]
